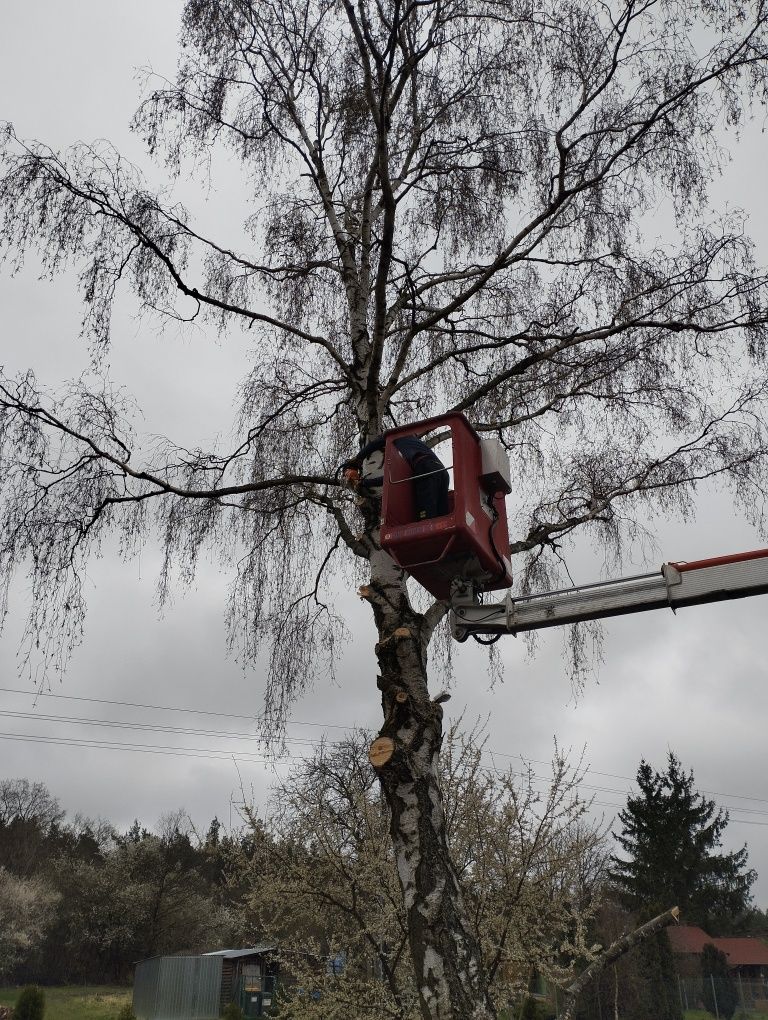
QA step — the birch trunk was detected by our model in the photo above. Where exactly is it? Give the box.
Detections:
[364,549,496,1020]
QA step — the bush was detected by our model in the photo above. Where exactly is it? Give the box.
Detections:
[518,998,552,1020]
[117,1005,137,1020]
[702,943,739,1020]
[519,999,537,1020]
[14,986,45,1020]
[222,1004,245,1020]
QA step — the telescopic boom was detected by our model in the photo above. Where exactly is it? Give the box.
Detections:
[451,548,768,641]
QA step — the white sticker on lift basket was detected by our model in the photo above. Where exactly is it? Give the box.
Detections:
[465,511,475,528]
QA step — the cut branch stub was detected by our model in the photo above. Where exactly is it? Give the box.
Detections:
[369,736,396,768]
[377,626,413,648]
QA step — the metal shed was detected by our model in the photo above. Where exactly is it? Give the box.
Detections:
[204,947,279,1016]
[133,946,277,1020]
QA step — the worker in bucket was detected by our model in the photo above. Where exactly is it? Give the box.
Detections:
[341,434,450,520]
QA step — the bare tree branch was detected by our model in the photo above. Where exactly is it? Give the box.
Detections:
[559,906,680,1020]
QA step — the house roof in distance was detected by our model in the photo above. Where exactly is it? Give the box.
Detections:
[668,926,712,954]
[203,946,277,960]
[715,938,768,967]
[668,926,768,967]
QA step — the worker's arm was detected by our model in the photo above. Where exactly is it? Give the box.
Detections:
[340,436,387,490]
[341,435,386,471]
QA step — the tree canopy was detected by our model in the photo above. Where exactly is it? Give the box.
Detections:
[0,784,241,985]
[2,0,768,705]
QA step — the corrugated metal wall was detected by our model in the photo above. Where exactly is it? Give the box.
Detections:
[133,955,223,1020]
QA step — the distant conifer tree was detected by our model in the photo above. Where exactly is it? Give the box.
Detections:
[610,753,755,930]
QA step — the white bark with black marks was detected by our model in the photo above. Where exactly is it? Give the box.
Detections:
[364,549,494,1018]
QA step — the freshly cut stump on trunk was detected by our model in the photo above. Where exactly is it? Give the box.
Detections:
[369,736,396,767]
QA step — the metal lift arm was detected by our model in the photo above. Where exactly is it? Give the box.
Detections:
[451,548,768,641]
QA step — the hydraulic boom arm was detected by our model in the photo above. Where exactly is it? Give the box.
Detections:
[451,548,768,641]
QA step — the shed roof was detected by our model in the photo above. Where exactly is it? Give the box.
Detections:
[203,946,277,960]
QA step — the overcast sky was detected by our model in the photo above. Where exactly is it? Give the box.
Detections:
[1,2,767,910]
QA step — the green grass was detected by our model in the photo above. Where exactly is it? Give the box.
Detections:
[685,1011,765,1020]
[0,986,131,1020]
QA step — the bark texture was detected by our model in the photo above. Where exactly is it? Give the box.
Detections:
[365,549,494,1020]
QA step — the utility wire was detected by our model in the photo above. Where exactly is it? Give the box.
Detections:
[0,730,302,764]
[4,706,768,819]
[2,685,767,811]
[0,685,356,730]
[0,708,267,742]
[1,726,767,828]
[3,688,768,830]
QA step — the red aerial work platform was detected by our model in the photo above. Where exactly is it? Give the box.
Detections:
[368,412,768,639]
[379,413,514,600]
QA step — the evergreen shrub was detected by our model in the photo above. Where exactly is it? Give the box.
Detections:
[222,1003,245,1020]
[701,943,739,1020]
[518,998,552,1020]
[14,986,45,1020]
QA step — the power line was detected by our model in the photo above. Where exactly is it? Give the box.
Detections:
[0,685,359,730]
[0,708,619,797]
[2,726,768,830]
[0,708,268,742]
[7,706,768,815]
[485,750,768,808]
[0,730,302,764]
[2,687,767,817]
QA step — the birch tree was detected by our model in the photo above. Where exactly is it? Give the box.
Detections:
[2,0,768,1015]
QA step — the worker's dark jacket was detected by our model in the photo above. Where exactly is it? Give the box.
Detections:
[353,435,449,520]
